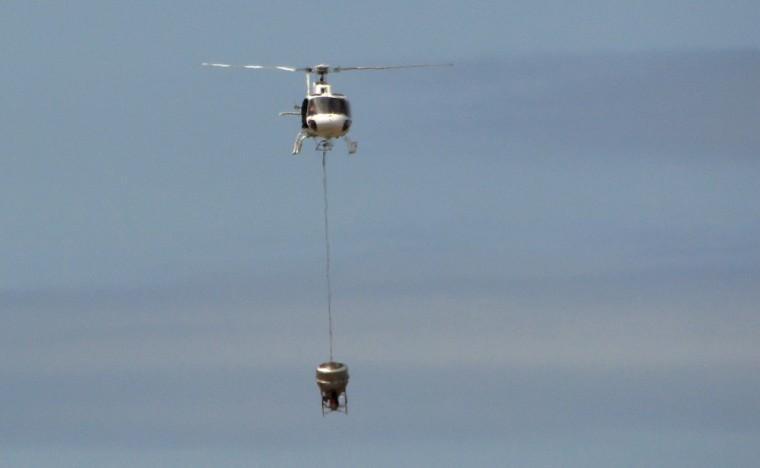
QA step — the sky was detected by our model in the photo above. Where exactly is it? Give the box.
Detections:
[2,1,760,467]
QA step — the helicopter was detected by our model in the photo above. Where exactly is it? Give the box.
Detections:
[201,62,452,155]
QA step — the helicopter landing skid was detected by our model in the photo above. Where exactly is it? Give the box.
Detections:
[292,130,308,155]
[344,136,358,155]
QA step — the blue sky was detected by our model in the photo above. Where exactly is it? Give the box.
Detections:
[2,1,760,467]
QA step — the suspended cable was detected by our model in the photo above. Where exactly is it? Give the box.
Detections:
[321,151,334,362]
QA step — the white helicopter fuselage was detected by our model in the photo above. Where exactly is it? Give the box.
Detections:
[302,83,352,140]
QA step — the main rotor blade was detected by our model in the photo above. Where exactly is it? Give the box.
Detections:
[201,62,308,72]
[202,62,453,75]
[331,64,453,72]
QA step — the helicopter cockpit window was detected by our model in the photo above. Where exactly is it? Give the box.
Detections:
[308,97,351,116]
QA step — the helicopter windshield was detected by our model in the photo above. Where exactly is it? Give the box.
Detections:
[308,97,351,116]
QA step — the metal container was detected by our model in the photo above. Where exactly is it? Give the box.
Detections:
[316,361,349,414]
